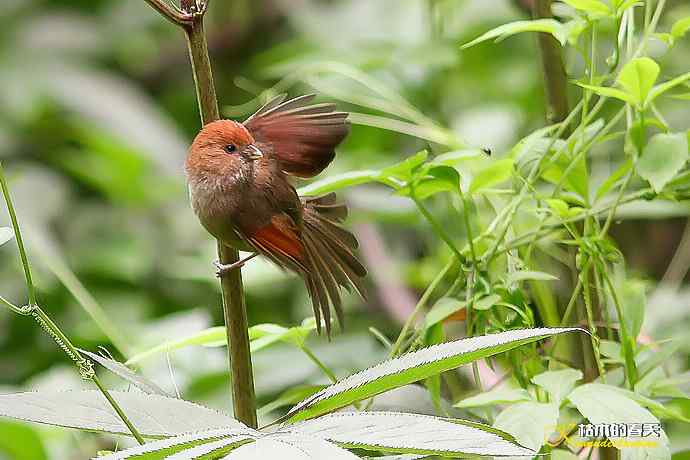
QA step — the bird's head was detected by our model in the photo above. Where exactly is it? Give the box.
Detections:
[186,120,263,176]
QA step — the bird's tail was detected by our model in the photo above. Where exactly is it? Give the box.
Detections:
[300,193,367,335]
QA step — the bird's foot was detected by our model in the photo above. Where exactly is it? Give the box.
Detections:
[213,253,259,277]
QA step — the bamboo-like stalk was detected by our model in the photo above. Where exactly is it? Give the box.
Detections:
[144,0,258,428]
[532,0,569,124]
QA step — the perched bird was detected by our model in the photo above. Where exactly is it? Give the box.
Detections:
[186,94,366,334]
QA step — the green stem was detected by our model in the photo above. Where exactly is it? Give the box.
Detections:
[533,0,570,124]
[582,264,606,381]
[0,161,37,306]
[0,161,144,444]
[411,189,464,263]
[301,346,337,383]
[178,4,257,428]
[389,258,455,357]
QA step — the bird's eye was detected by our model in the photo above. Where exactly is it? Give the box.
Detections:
[224,144,237,154]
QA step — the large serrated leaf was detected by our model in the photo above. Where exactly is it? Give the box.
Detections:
[0,390,242,437]
[95,428,257,460]
[222,433,359,460]
[288,411,534,457]
[79,349,171,397]
[284,328,580,423]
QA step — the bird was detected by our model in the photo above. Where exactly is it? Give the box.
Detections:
[185,94,366,335]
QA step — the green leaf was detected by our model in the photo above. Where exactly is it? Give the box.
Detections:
[0,227,13,246]
[284,328,581,423]
[288,412,534,457]
[126,327,226,365]
[424,297,465,329]
[381,151,429,181]
[577,83,635,105]
[531,368,583,404]
[224,433,359,459]
[454,387,531,408]
[97,428,256,460]
[618,279,646,340]
[671,16,690,39]
[0,421,47,460]
[561,0,612,16]
[551,449,579,460]
[297,170,390,196]
[494,402,560,451]
[469,159,513,193]
[507,270,558,284]
[399,164,461,199]
[461,19,568,49]
[474,293,502,310]
[648,71,690,104]
[258,385,326,417]
[617,57,660,107]
[80,349,171,397]
[0,391,243,437]
[637,132,689,192]
[596,160,633,200]
[599,340,623,361]
[568,383,669,457]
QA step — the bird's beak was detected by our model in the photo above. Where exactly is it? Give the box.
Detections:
[245,144,263,160]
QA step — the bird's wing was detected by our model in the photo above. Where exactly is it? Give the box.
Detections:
[243,94,350,178]
[244,213,308,272]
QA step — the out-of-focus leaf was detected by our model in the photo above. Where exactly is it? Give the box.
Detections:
[0,420,48,460]
[0,227,13,246]
[494,401,559,452]
[298,170,392,196]
[0,391,242,437]
[648,71,690,104]
[461,19,568,49]
[79,349,171,397]
[398,165,460,199]
[506,271,558,284]
[454,388,531,408]
[671,17,690,39]
[531,368,583,404]
[284,328,580,423]
[617,57,660,107]
[637,132,689,192]
[258,385,326,417]
[561,0,612,16]
[380,151,428,181]
[551,449,579,460]
[126,327,226,365]
[568,384,669,457]
[618,279,647,340]
[473,294,502,311]
[288,411,534,457]
[469,159,513,193]
[596,160,633,200]
[298,151,429,196]
[423,297,465,329]
[577,83,635,105]
[599,340,623,361]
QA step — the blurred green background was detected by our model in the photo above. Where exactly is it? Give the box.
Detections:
[1,0,689,458]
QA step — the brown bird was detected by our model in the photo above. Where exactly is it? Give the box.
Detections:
[185,94,366,334]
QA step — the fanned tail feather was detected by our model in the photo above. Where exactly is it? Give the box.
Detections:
[302,193,366,336]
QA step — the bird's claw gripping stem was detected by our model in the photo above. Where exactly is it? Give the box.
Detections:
[214,253,259,277]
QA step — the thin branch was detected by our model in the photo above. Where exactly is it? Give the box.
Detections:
[143,0,194,26]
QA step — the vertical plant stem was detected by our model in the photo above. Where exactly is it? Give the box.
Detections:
[532,0,570,124]
[0,161,144,444]
[181,7,257,428]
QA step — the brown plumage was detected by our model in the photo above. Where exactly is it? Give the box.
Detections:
[185,94,366,335]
